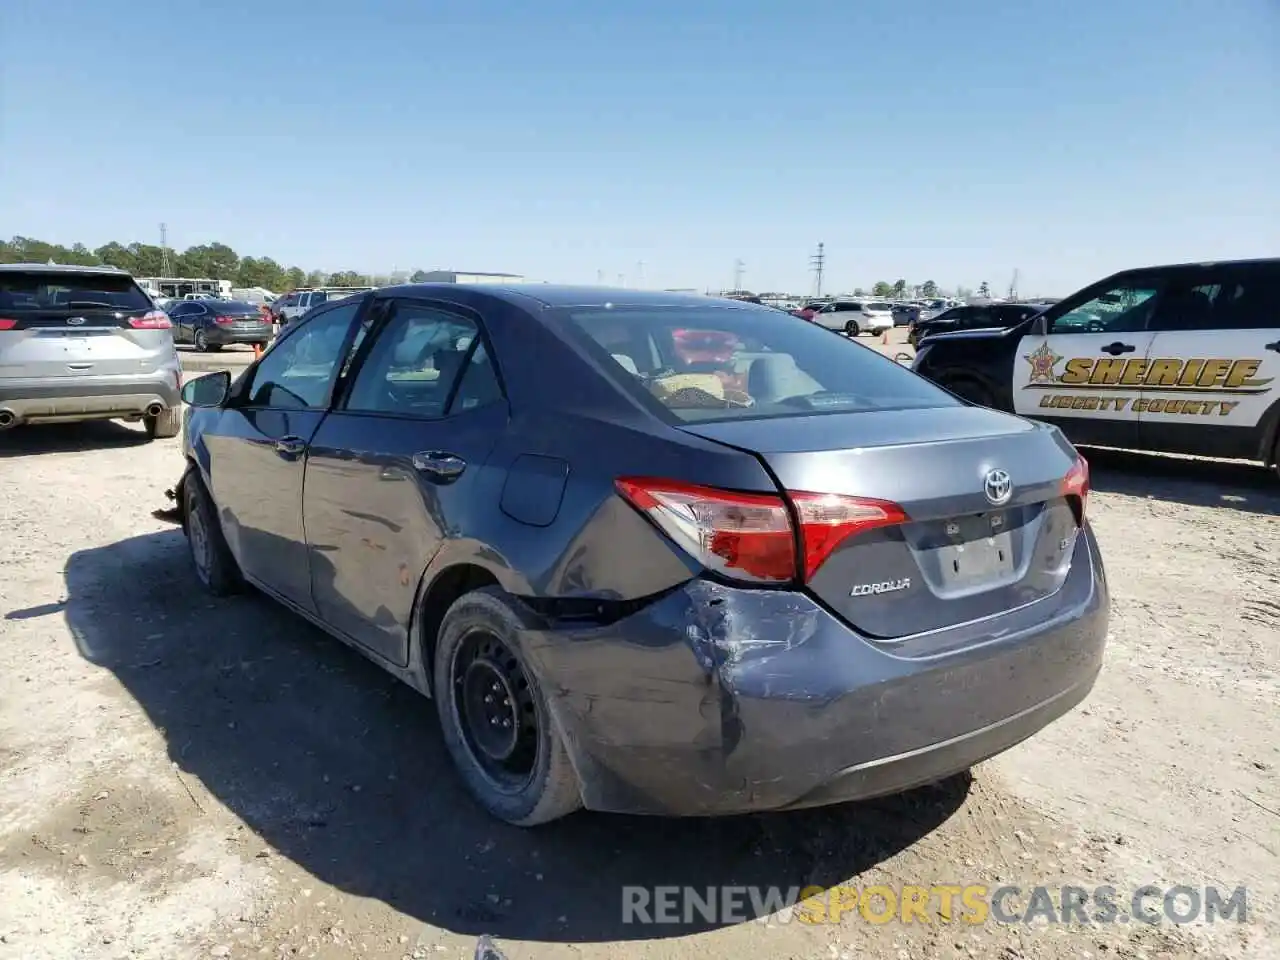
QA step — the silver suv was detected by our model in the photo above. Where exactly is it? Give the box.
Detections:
[0,264,182,438]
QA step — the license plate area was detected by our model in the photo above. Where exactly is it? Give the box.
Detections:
[936,531,1016,592]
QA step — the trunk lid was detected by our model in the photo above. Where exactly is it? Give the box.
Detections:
[681,406,1083,640]
[0,270,169,379]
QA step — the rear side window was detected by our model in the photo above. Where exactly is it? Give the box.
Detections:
[1150,265,1280,332]
[560,304,957,423]
[0,271,151,313]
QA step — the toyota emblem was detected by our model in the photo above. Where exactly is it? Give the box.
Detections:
[984,468,1013,506]
[67,316,86,325]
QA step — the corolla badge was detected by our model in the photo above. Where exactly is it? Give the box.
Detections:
[850,577,911,597]
[984,468,1012,506]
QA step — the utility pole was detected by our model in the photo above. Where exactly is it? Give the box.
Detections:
[637,261,646,288]
[159,222,172,276]
[596,269,605,284]
[733,259,745,291]
[810,242,825,297]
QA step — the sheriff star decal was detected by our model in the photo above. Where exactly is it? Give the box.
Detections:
[1024,342,1063,384]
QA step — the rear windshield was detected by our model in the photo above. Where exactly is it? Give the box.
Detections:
[866,302,892,311]
[0,271,151,312]
[207,300,260,314]
[561,303,957,423]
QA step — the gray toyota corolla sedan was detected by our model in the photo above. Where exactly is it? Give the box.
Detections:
[171,284,1108,826]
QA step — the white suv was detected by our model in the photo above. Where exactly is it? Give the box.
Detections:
[274,288,372,326]
[810,300,896,336]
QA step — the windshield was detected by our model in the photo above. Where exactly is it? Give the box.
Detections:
[560,303,958,424]
[0,271,152,311]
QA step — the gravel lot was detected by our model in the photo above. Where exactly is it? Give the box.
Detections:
[1,340,1276,960]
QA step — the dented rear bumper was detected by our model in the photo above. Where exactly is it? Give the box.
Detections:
[521,526,1108,816]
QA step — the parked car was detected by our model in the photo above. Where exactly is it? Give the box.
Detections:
[0,263,182,437]
[274,288,373,326]
[167,298,274,352]
[171,284,1108,826]
[908,302,1045,347]
[809,300,896,336]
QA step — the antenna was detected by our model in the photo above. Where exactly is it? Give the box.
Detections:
[810,242,825,297]
[159,222,172,276]
[733,259,745,291]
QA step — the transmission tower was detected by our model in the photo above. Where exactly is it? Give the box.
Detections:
[810,242,825,297]
[1008,268,1020,301]
[159,223,173,275]
[732,259,745,291]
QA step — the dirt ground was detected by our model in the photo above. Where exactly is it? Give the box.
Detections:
[1,363,1276,959]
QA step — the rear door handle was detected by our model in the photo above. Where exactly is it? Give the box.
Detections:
[1101,341,1135,356]
[275,436,306,457]
[411,451,467,483]
[1265,341,1280,353]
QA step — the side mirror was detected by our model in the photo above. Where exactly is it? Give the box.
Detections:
[181,370,231,407]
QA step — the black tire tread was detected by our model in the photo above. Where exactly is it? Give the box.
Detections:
[183,473,243,596]
[432,587,581,826]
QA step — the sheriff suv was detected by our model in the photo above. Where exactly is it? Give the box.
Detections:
[911,258,1280,476]
[0,263,182,438]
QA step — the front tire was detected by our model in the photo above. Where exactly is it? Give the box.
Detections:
[183,473,243,596]
[845,319,862,337]
[942,376,995,407]
[433,588,582,826]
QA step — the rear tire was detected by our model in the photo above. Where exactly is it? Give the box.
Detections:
[194,329,209,352]
[182,473,243,596]
[433,588,582,826]
[145,407,182,440]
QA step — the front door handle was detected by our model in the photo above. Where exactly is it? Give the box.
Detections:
[1101,341,1135,356]
[275,436,306,457]
[1265,341,1280,353]
[411,451,466,482]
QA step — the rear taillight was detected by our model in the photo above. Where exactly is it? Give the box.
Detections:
[790,492,908,580]
[1061,454,1090,523]
[214,315,236,326]
[616,478,795,582]
[129,310,171,329]
[0,318,17,331]
[615,477,909,585]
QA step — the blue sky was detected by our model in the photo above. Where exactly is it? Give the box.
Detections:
[3,0,1277,295]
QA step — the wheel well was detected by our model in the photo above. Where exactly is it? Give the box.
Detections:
[416,563,500,681]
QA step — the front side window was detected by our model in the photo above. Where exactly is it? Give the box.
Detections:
[1047,281,1161,335]
[561,303,957,424]
[344,302,482,418]
[245,302,361,409]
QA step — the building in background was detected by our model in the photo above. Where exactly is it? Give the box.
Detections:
[413,270,529,284]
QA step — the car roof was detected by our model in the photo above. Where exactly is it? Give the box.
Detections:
[0,262,131,275]
[380,283,732,311]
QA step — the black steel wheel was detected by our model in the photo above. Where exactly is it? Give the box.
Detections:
[452,630,539,790]
[433,588,582,825]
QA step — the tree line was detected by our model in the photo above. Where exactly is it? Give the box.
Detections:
[0,236,433,292]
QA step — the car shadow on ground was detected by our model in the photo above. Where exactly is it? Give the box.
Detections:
[1081,446,1280,516]
[61,528,970,944]
[0,420,154,457]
